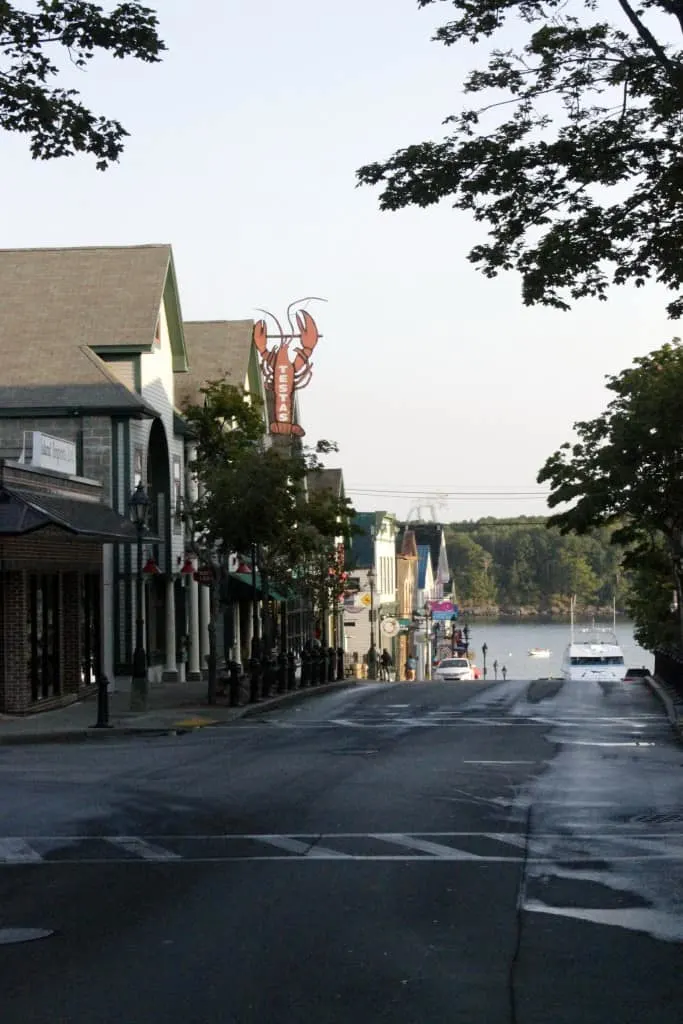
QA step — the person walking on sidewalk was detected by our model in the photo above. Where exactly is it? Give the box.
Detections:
[380,648,393,681]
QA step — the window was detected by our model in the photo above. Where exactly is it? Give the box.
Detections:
[81,574,101,686]
[172,455,182,533]
[27,574,60,701]
[133,448,143,488]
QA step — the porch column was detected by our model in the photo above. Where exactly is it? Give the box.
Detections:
[163,577,177,681]
[199,584,210,676]
[188,577,201,681]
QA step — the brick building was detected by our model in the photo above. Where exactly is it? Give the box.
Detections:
[0,458,141,714]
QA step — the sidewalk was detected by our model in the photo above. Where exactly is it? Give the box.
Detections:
[645,674,683,740]
[0,678,357,746]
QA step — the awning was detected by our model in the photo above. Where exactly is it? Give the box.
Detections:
[227,571,288,602]
[0,488,158,543]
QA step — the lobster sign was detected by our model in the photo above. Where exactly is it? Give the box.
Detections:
[253,298,324,437]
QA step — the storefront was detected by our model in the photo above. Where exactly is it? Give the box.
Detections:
[0,459,142,714]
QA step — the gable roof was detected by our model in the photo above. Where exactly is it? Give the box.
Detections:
[0,243,180,413]
[177,320,255,409]
[399,528,418,559]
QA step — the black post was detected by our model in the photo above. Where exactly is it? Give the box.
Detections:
[482,642,488,679]
[368,572,377,680]
[249,657,261,703]
[228,659,241,706]
[130,522,148,710]
[93,674,111,728]
[287,650,296,690]
[451,614,456,656]
[328,646,336,682]
[207,577,218,706]
[311,646,320,686]
[251,542,260,660]
[277,651,287,694]
[337,647,345,680]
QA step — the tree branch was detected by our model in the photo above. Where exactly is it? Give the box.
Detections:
[615,0,678,81]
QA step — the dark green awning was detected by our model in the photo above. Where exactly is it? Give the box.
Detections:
[228,571,288,602]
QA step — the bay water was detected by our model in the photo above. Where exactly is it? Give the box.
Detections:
[462,620,653,680]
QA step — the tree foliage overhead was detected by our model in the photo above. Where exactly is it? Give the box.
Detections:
[538,338,683,644]
[0,2,165,168]
[357,0,683,317]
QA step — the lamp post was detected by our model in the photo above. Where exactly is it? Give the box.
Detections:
[367,565,377,680]
[129,481,150,711]
[482,642,488,679]
[450,613,457,655]
[423,602,433,680]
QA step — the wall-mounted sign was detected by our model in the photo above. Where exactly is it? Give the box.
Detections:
[381,617,399,637]
[28,431,77,476]
[253,297,325,437]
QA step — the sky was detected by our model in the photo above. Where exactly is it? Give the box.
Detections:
[1,0,677,521]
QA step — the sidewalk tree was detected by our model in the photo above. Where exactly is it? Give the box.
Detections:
[537,339,683,648]
[183,381,354,697]
[357,0,683,318]
[0,2,164,168]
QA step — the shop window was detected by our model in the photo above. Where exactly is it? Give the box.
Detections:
[27,574,61,702]
[81,574,101,686]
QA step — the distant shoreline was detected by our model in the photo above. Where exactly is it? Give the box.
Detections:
[459,611,630,624]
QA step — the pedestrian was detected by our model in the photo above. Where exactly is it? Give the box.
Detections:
[493,659,498,680]
[405,654,417,682]
[380,648,393,681]
[502,664,508,681]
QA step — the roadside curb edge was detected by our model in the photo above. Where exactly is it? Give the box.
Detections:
[0,680,358,747]
[644,674,683,740]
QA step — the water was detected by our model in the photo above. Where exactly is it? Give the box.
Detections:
[464,620,653,680]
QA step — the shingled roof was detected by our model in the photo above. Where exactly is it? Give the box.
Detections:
[177,320,254,409]
[0,244,176,413]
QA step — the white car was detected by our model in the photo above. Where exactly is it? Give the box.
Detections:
[434,657,473,681]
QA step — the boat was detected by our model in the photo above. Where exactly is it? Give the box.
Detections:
[561,597,626,683]
[528,647,551,659]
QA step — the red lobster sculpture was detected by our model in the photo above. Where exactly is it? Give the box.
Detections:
[253,298,324,437]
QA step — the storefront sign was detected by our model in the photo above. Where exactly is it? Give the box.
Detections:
[30,431,77,475]
[253,299,325,437]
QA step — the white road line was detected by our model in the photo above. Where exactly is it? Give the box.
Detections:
[372,833,482,860]
[463,760,537,765]
[0,838,42,863]
[105,836,181,861]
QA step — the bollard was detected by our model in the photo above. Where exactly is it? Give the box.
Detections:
[249,657,261,703]
[287,650,297,690]
[93,673,112,729]
[328,647,336,682]
[229,660,241,707]
[301,649,311,688]
[277,652,287,694]
[337,647,345,681]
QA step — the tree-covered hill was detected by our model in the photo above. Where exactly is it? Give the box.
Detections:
[444,518,627,616]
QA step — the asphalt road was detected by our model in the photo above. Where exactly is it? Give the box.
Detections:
[1,677,682,1023]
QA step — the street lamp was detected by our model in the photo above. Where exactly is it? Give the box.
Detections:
[367,565,377,680]
[482,642,488,679]
[129,481,150,710]
[423,602,433,680]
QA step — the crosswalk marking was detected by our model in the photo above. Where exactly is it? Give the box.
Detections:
[105,836,181,861]
[373,833,482,860]
[0,838,42,863]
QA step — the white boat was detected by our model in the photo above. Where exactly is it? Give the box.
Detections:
[528,647,551,659]
[561,597,626,683]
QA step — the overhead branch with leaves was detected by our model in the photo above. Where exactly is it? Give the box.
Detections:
[0,1,165,168]
[537,338,683,647]
[357,0,683,317]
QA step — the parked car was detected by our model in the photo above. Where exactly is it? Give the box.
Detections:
[623,666,650,682]
[434,657,473,682]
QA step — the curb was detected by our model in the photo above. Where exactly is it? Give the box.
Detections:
[0,680,357,747]
[643,674,683,740]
